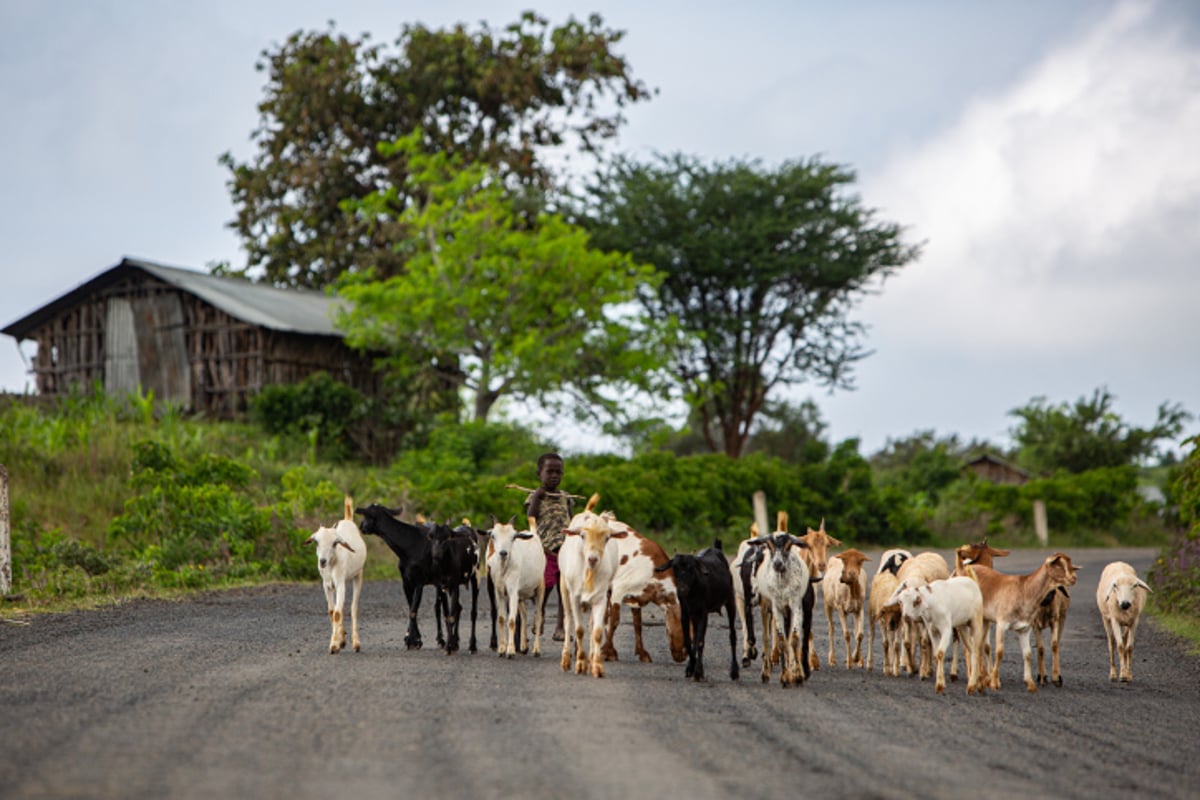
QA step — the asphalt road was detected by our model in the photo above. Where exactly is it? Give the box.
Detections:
[1,547,1198,799]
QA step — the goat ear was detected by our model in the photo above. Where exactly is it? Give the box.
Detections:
[1136,579,1152,593]
[1104,581,1118,602]
[335,538,356,553]
[304,534,318,546]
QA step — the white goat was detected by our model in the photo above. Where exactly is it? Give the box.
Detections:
[890,576,987,695]
[756,514,813,687]
[305,496,367,654]
[559,495,629,678]
[1096,561,1152,683]
[894,551,950,678]
[486,517,547,658]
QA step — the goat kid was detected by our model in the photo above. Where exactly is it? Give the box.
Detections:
[305,496,367,654]
[822,548,871,668]
[428,518,482,654]
[890,576,987,696]
[655,540,739,682]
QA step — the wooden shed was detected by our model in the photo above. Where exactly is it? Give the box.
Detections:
[1,257,379,417]
[963,453,1030,486]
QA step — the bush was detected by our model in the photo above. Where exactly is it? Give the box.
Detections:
[249,372,364,461]
[1151,435,1200,616]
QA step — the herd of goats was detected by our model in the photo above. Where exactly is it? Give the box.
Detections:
[303,494,1152,694]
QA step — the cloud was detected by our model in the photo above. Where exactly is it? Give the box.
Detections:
[860,0,1200,359]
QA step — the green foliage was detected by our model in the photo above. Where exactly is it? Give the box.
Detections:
[249,372,364,461]
[220,13,651,288]
[1010,387,1190,474]
[871,430,972,505]
[336,131,673,426]
[387,434,927,552]
[742,399,831,465]
[1151,436,1200,616]
[1,385,1186,615]
[926,466,1152,546]
[108,441,270,571]
[580,151,921,457]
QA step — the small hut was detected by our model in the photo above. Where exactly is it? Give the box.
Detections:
[1,257,379,417]
[963,453,1030,486]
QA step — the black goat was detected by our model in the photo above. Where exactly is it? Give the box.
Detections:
[655,540,740,682]
[353,504,452,651]
[427,520,484,654]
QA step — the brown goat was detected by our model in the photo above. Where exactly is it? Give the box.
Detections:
[821,548,871,668]
[972,553,1080,692]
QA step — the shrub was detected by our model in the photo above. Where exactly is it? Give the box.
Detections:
[1151,436,1200,616]
[248,372,364,461]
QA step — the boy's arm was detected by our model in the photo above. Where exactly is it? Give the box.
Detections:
[526,488,545,518]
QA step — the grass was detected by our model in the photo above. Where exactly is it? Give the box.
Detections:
[1147,609,1200,655]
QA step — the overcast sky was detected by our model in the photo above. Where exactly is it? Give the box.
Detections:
[2,0,1197,457]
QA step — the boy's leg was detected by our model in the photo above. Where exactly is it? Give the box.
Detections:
[553,582,566,641]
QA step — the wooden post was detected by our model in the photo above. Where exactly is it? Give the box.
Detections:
[752,490,768,537]
[0,464,10,595]
[1033,499,1048,547]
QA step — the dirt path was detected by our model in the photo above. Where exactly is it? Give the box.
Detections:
[1,547,1197,799]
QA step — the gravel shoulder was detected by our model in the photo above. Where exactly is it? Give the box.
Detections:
[1,547,1198,799]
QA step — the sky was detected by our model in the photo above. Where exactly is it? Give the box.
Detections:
[2,0,1198,457]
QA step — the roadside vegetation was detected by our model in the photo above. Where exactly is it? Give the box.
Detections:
[1,382,1193,634]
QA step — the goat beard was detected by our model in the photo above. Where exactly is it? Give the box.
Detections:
[584,566,597,593]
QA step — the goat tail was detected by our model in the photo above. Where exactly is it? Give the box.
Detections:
[344,495,354,521]
[585,493,600,513]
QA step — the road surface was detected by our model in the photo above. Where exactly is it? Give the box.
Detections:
[1,547,1197,799]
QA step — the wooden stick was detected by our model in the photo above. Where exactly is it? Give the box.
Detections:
[504,484,588,500]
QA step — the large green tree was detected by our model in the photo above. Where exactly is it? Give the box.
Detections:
[335,133,671,424]
[1010,387,1191,474]
[221,12,651,288]
[580,153,921,458]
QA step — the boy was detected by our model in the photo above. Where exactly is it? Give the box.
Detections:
[525,452,574,641]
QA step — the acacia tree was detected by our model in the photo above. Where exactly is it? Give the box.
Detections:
[580,153,921,458]
[221,12,651,288]
[335,132,671,424]
[1010,387,1190,474]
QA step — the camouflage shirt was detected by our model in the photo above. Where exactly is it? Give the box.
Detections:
[525,489,573,554]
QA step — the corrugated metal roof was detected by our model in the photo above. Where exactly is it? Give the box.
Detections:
[1,257,350,340]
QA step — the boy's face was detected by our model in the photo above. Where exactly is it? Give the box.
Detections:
[539,459,564,490]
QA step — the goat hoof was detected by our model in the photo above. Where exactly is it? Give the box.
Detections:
[1053,677,1063,687]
